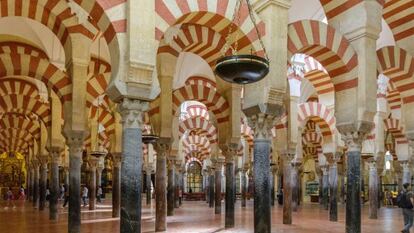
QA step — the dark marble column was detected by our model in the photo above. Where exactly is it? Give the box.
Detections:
[112,153,121,218]
[118,99,147,233]
[66,132,85,233]
[146,165,152,206]
[209,170,215,208]
[32,160,40,208]
[344,134,363,233]
[318,175,323,205]
[291,162,300,212]
[321,165,329,211]
[49,148,61,220]
[97,165,104,188]
[378,174,383,209]
[175,167,180,208]
[224,145,237,229]
[88,159,97,210]
[368,161,378,219]
[155,139,169,232]
[39,157,48,211]
[29,166,34,201]
[339,171,345,204]
[270,168,276,207]
[215,163,223,214]
[167,161,175,216]
[283,156,293,225]
[241,168,247,208]
[179,172,184,206]
[329,159,338,222]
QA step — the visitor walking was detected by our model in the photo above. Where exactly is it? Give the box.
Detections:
[18,186,26,200]
[4,187,15,209]
[60,184,65,200]
[62,185,69,208]
[398,183,413,233]
[82,186,88,207]
[97,186,103,203]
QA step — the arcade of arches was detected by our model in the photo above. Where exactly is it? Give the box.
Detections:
[0,0,413,233]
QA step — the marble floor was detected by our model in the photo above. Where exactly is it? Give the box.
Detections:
[0,199,406,233]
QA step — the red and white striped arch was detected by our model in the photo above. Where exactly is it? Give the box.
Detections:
[383,118,408,144]
[155,0,265,54]
[288,20,358,92]
[0,53,71,102]
[303,56,333,96]
[0,114,41,139]
[383,0,414,42]
[86,57,111,108]
[182,104,210,121]
[0,41,48,59]
[240,123,253,148]
[0,78,41,99]
[302,131,322,146]
[387,82,403,111]
[377,46,414,103]
[0,128,35,152]
[298,102,336,142]
[184,144,208,162]
[185,76,216,88]
[179,116,217,144]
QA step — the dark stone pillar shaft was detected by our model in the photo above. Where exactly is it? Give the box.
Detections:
[33,164,39,208]
[283,158,292,225]
[39,162,48,211]
[155,148,167,232]
[346,150,361,233]
[209,173,215,208]
[175,171,180,208]
[29,168,34,201]
[68,153,82,233]
[167,165,175,216]
[329,162,338,222]
[120,127,143,233]
[318,176,323,205]
[146,170,152,206]
[112,162,121,218]
[215,168,222,214]
[254,139,271,233]
[291,164,299,212]
[340,174,345,204]
[322,167,329,211]
[50,155,60,221]
[369,162,378,219]
[241,170,247,208]
[89,167,97,210]
[225,161,235,228]
[270,172,275,207]
[378,175,382,209]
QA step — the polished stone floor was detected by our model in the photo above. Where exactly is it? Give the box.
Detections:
[0,199,406,233]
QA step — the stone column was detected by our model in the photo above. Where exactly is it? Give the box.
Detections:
[29,165,34,201]
[401,161,411,185]
[167,158,175,216]
[224,144,237,229]
[321,165,329,211]
[64,167,69,189]
[208,167,215,208]
[49,147,62,220]
[88,157,98,210]
[291,161,301,212]
[283,156,293,225]
[154,139,170,232]
[145,164,152,206]
[32,160,40,208]
[241,167,248,208]
[112,153,121,218]
[96,165,104,190]
[368,160,378,219]
[215,160,223,214]
[118,99,148,233]
[39,156,48,211]
[328,155,339,222]
[66,131,85,233]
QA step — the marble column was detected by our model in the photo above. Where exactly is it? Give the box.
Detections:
[39,156,48,211]
[209,168,215,208]
[66,131,85,233]
[64,167,69,189]
[318,175,323,205]
[167,159,175,216]
[291,161,301,212]
[145,165,152,206]
[32,160,40,208]
[112,153,121,218]
[224,144,237,229]
[88,157,98,210]
[29,166,34,202]
[96,165,104,190]
[344,133,364,233]
[401,161,411,185]
[329,158,338,222]
[49,148,62,220]
[118,99,147,233]
[175,167,181,208]
[321,166,329,210]
[154,139,169,232]
[215,161,223,214]
[270,168,276,207]
[241,168,247,208]
[283,156,293,225]
[368,160,378,219]
[339,171,345,204]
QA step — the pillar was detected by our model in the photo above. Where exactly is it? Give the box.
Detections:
[49,148,62,220]
[401,161,411,185]
[321,165,329,211]
[145,164,152,206]
[118,99,148,233]
[112,153,121,218]
[32,160,40,208]
[329,156,339,222]
[96,165,104,190]
[224,144,237,229]
[167,159,175,216]
[241,167,247,208]
[29,166,34,202]
[209,168,215,208]
[215,161,223,214]
[66,132,85,233]
[88,158,98,210]
[39,156,48,211]
[283,156,293,225]
[291,161,301,212]
[368,160,378,219]
[154,139,170,232]
[175,166,181,208]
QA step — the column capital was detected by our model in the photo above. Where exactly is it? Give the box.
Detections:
[367,160,377,171]
[49,147,63,163]
[154,137,172,158]
[118,98,148,129]
[88,156,100,168]
[65,130,87,157]
[112,152,122,166]
[31,159,40,168]
[38,155,49,167]
[254,0,291,12]
[342,131,368,152]
[246,113,278,140]
[400,160,411,171]
[320,165,329,175]
[220,143,238,162]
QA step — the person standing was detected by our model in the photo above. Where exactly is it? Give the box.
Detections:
[399,183,414,233]
[82,186,88,207]
[97,186,103,203]
[62,185,69,208]
[4,187,15,209]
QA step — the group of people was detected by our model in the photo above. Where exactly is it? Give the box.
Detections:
[62,185,104,208]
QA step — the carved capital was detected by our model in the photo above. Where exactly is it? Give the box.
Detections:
[368,161,377,171]
[221,143,238,162]
[400,160,410,172]
[320,165,329,175]
[118,98,149,129]
[247,113,277,139]
[342,131,366,152]
[88,156,100,168]
[112,152,122,168]
[38,155,49,167]
[154,137,172,158]
[66,130,87,158]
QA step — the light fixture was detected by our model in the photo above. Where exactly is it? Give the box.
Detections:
[215,0,269,84]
